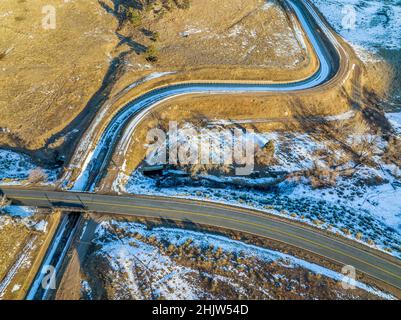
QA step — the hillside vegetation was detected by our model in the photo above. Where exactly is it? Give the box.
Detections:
[0,0,312,166]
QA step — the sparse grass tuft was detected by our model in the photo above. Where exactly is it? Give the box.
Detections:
[127,7,142,27]
[145,44,159,62]
[14,16,25,22]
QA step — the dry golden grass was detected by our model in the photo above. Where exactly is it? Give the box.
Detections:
[0,0,118,150]
[101,82,355,188]
[0,220,31,278]
[74,217,384,300]
[99,24,397,189]
[0,211,59,300]
[0,0,315,158]
[137,0,313,72]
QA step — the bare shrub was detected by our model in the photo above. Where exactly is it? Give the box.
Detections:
[308,162,340,189]
[349,134,380,165]
[28,168,48,184]
[186,163,231,177]
[0,194,11,209]
[127,7,142,27]
[383,136,401,168]
[255,140,276,166]
[317,117,382,169]
[145,44,159,62]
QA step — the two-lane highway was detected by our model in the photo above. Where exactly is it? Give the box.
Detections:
[68,0,346,192]
[3,0,393,300]
[2,187,401,294]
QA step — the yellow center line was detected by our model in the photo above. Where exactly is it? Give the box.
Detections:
[100,201,401,281]
[14,194,401,285]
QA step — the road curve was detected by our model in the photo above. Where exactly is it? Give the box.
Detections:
[4,0,367,299]
[70,0,346,192]
[2,188,401,294]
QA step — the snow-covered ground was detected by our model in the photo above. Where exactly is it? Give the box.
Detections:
[0,150,35,182]
[311,0,401,61]
[0,206,49,299]
[387,112,401,134]
[0,237,36,299]
[88,220,394,299]
[188,0,306,68]
[1,206,35,218]
[0,206,48,232]
[117,120,401,258]
[64,72,175,190]
[0,149,59,186]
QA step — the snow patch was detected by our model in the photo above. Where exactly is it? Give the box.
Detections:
[95,221,394,299]
[11,284,21,293]
[3,206,36,218]
[0,149,59,186]
[387,112,401,134]
[118,130,401,258]
[311,0,401,61]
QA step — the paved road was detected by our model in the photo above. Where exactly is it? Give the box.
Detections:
[2,0,379,299]
[2,187,401,293]
[67,0,347,192]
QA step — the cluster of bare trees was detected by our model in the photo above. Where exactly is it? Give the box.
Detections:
[383,136,401,168]
[129,0,191,11]
[0,194,11,210]
[302,117,386,188]
[255,140,276,166]
[28,168,48,184]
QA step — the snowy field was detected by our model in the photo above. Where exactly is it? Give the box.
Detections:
[0,206,49,299]
[117,116,401,259]
[0,206,47,233]
[84,220,394,300]
[387,112,401,134]
[311,0,401,61]
[0,149,59,186]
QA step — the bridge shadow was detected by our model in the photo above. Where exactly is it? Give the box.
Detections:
[156,217,233,239]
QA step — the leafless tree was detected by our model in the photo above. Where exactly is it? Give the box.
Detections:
[28,168,48,184]
[0,194,11,209]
